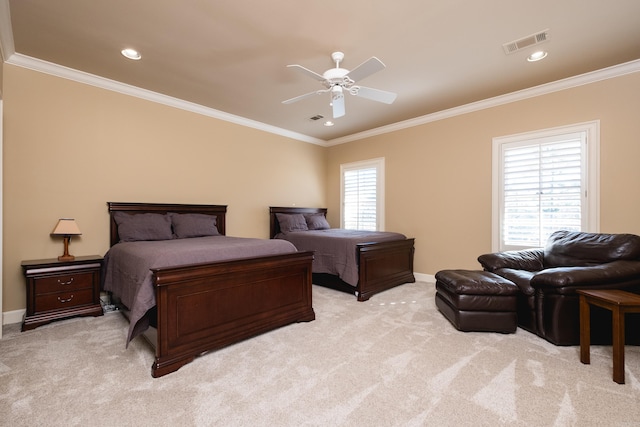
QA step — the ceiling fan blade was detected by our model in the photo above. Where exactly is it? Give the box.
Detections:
[332,94,345,118]
[353,86,397,104]
[282,90,324,104]
[286,64,326,82]
[345,57,385,82]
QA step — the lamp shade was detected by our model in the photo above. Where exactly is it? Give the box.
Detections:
[51,218,82,236]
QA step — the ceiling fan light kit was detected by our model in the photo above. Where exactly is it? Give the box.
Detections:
[283,51,397,119]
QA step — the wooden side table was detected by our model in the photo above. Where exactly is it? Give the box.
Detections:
[22,255,104,331]
[578,289,640,384]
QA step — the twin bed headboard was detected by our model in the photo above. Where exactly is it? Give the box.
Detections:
[269,206,327,238]
[108,202,227,246]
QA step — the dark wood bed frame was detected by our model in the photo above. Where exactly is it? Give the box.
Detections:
[108,202,315,378]
[269,206,415,301]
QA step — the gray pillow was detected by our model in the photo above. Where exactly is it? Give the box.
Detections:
[170,213,219,238]
[114,212,173,242]
[276,213,308,233]
[304,213,330,230]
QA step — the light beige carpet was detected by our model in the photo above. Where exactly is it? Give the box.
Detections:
[1,281,639,426]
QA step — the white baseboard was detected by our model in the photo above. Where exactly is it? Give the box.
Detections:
[414,272,435,283]
[3,309,25,325]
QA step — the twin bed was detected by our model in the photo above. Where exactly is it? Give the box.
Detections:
[103,202,414,377]
[103,202,315,377]
[269,206,415,302]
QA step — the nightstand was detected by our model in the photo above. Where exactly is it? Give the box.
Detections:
[22,255,104,331]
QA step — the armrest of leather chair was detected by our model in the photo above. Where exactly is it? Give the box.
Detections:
[530,260,640,289]
[478,249,544,272]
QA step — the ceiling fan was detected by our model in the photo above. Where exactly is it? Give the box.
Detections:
[282,51,397,119]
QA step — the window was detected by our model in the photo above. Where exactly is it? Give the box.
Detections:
[340,158,385,231]
[492,121,599,251]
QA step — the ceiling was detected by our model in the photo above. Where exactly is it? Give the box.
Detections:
[2,0,640,143]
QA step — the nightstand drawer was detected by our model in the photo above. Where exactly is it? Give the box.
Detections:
[34,272,94,294]
[34,288,95,313]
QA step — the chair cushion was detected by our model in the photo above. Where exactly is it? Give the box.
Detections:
[544,230,640,267]
[478,249,544,272]
[494,268,536,296]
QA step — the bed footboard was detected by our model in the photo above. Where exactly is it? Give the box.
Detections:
[150,251,314,377]
[356,238,415,301]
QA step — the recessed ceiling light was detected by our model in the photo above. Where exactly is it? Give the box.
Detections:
[527,50,547,62]
[121,48,141,60]
[324,121,334,127]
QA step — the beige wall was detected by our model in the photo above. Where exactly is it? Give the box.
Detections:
[3,63,640,315]
[327,72,640,274]
[2,64,326,312]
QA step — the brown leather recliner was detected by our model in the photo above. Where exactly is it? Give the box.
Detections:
[478,230,640,345]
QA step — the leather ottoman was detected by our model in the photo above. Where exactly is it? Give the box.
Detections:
[435,269,518,333]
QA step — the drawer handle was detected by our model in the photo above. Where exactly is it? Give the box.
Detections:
[57,278,74,286]
[57,295,74,303]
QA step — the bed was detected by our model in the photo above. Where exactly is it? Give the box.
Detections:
[269,206,415,301]
[103,202,315,377]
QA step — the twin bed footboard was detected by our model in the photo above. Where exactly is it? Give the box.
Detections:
[151,251,315,377]
[356,238,415,301]
[312,238,416,301]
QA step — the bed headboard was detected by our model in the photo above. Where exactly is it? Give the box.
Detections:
[269,206,327,238]
[108,202,227,246]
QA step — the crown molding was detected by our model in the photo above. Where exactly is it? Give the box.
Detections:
[4,52,326,146]
[326,58,640,146]
[0,0,14,62]
[5,49,640,147]
[1,0,638,149]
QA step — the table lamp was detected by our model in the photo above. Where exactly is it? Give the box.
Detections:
[51,218,82,261]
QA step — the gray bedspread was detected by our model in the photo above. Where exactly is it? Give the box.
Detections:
[102,236,298,344]
[275,229,406,287]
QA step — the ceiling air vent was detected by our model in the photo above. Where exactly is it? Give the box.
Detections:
[309,114,324,121]
[503,29,549,55]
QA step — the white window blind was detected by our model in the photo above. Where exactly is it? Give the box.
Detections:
[502,134,583,247]
[493,121,600,251]
[341,158,385,231]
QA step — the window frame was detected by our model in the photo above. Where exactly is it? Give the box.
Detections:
[492,121,600,251]
[340,157,385,231]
